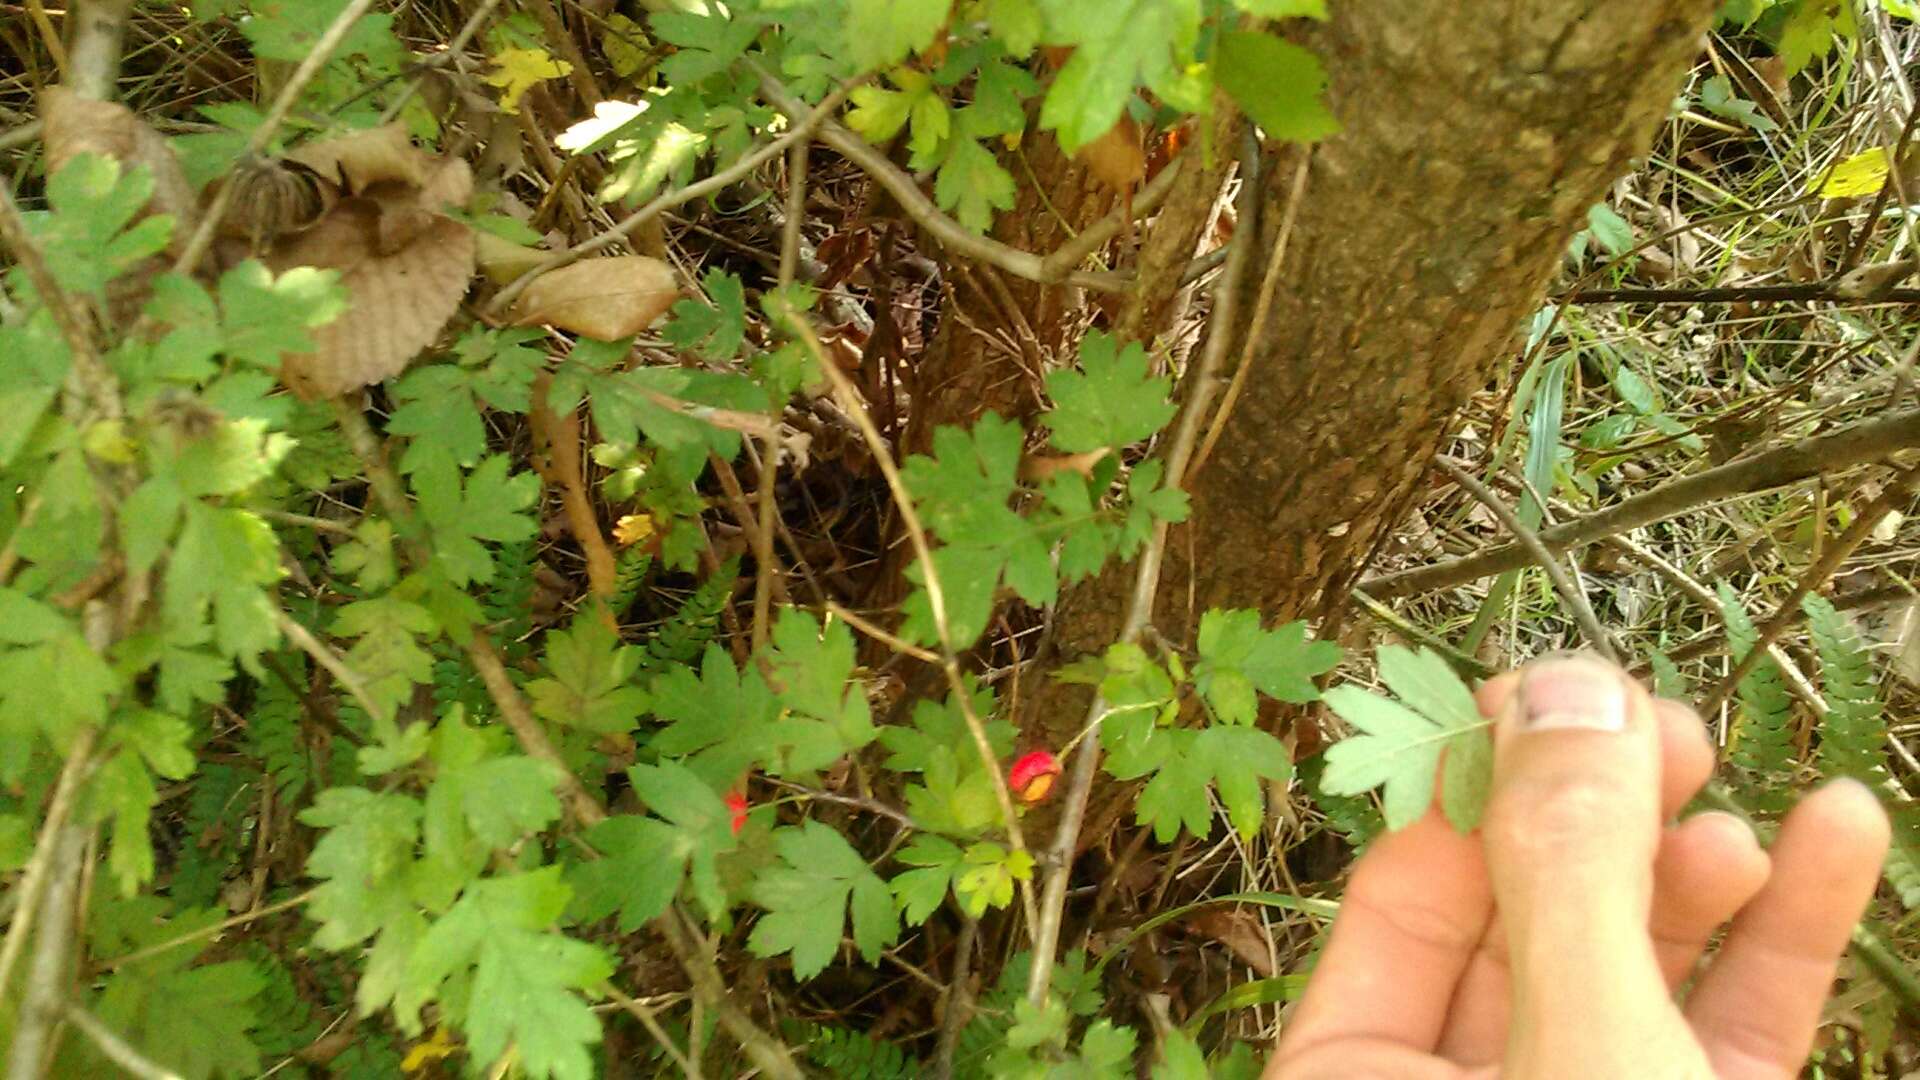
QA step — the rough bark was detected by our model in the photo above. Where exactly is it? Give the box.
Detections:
[1034,0,1721,745]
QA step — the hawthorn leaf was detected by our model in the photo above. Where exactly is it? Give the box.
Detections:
[1045,331,1176,453]
[748,820,899,979]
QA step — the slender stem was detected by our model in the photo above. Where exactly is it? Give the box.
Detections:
[6,825,88,1080]
[275,611,390,724]
[601,983,701,1080]
[1363,407,1920,600]
[1701,466,1919,714]
[99,889,317,972]
[64,1006,182,1080]
[826,600,941,664]
[932,916,980,1080]
[171,0,383,275]
[0,729,97,1004]
[486,84,853,316]
[658,909,801,1080]
[1435,456,1620,664]
[1028,134,1265,1007]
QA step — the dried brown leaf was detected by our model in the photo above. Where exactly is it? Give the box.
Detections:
[265,160,477,398]
[507,255,679,339]
[286,122,434,193]
[41,87,199,252]
[1184,908,1276,978]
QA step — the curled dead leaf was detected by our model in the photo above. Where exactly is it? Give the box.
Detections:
[41,87,199,253]
[507,255,678,339]
[286,122,434,193]
[266,157,477,399]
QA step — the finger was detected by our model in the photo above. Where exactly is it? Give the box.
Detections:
[1483,678,1713,820]
[1275,809,1492,1061]
[1481,653,1700,1076]
[1652,698,1714,818]
[1686,780,1889,1080]
[1649,811,1769,988]
[1432,810,1767,1065]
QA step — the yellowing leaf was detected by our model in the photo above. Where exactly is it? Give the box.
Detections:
[485,47,572,115]
[602,13,652,79]
[1815,147,1890,199]
[614,513,655,547]
[401,1026,459,1072]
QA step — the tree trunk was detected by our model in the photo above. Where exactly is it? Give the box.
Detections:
[1033,0,1720,746]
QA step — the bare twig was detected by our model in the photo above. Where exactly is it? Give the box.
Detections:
[377,0,503,124]
[826,600,941,663]
[760,776,920,831]
[1037,152,1189,280]
[275,611,390,723]
[784,306,1037,927]
[6,824,88,1080]
[932,915,980,1080]
[64,1006,182,1080]
[0,729,97,1004]
[754,70,1126,294]
[172,0,383,274]
[1364,407,1920,600]
[1701,467,1920,714]
[1028,134,1268,1007]
[100,888,317,972]
[1186,152,1310,487]
[602,983,701,1080]
[486,84,854,315]
[658,909,802,1080]
[1436,457,1620,663]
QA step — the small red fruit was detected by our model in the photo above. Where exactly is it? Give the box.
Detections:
[725,792,748,834]
[1009,751,1062,804]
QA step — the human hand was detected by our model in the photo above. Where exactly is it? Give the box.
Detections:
[1269,653,1890,1079]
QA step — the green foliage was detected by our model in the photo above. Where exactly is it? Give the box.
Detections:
[789,1021,921,1079]
[748,820,900,979]
[640,556,738,671]
[528,615,651,735]
[1717,582,1795,810]
[1804,595,1886,785]
[1319,646,1493,832]
[1045,332,1177,454]
[570,761,740,928]
[81,898,265,1080]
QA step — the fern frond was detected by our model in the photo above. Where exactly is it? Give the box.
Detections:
[247,660,313,800]
[1803,594,1888,785]
[784,1021,919,1080]
[641,557,739,673]
[610,545,654,617]
[1647,647,1686,701]
[242,943,323,1057]
[169,763,250,908]
[1717,582,1795,810]
[483,539,539,650]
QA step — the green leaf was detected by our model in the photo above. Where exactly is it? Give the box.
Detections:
[652,10,757,83]
[216,260,346,367]
[847,0,950,70]
[986,0,1044,55]
[1036,0,1201,153]
[572,761,738,927]
[413,454,539,586]
[1231,0,1327,16]
[1045,331,1177,453]
[1320,647,1492,832]
[527,615,650,734]
[1717,582,1794,810]
[1778,0,1855,74]
[332,593,437,721]
[953,841,1033,917]
[1212,31,1337,143]
[650,643,781,782]
[748,820,899,979]
[1117,724,1293,842]
[301,787,422,950]
[763,607,876,753]
[1194,611,1340,723]
[92,952,264,1080]
[891,835,963,924]
[163,504,282,665]
[934,138,1016,234]
[401,868,613,1080]
[663,269,749,359]
[1585,204,1633,257]
[25,155,173,298]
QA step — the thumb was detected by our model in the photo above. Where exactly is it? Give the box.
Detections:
[1481,652,1695,1076]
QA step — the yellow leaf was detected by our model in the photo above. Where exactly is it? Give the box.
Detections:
[485,47,573,115]
[1814,147,1889,199]
[401,1026,458,1072]
[601,13,651,80]
[614,513,656,547]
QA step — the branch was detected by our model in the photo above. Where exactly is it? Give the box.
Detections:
[485,83,854,315]
[1561,283,1920,305]
[0,178,117,422]
[64,0,133,101]
[6,824,88,1080]
[0,729,97,1005]
[601,983,701,1080]
[1700,466,1920,714]
[658,909,802,1080]
[275,611,391,724]
[1362,407,1920,600]
[1028,133,1269,1007]
[64,1006,183,1080]
[754,70,1127,295]
[1435,457,1620,663]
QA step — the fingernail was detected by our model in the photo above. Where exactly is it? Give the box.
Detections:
[1518,653,1626,732]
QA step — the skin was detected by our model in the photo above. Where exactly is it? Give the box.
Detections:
[1266,653,1891,1080]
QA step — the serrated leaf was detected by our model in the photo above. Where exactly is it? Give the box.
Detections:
[1320,647,1492,832]
[1045,331,1176,453]
[527,615,650,734]
[1194,610,1340,722]
[934,138,1015,234]
[571,761,738,927]
[848,0,950,70]
[1212,31,1337,143]
[485,46,573,114]
[1036,0,1201,153]
[748,820,899,979]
